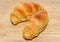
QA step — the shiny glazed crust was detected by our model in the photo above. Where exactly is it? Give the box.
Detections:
[10,2,48,40]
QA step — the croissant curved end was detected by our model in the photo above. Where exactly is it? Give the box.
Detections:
[10,14,21,25]
[23,31,33,39]
[23,10,48,40]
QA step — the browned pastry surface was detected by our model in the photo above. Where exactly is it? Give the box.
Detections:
[10,2,48,40]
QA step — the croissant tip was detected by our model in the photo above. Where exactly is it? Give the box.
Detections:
[23,32,33,40]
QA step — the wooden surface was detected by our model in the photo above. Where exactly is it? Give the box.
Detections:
[0,0,60,42]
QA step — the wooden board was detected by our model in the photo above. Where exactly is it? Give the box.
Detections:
[0,0,60,42]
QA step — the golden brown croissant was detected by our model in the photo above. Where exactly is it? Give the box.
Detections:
[10,2,48,40]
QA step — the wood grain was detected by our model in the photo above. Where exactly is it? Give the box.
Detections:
[0,0,60,42]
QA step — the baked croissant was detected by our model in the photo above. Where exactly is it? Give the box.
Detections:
[10,2,48,39]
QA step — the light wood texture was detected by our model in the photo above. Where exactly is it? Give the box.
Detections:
[0,0,60,42]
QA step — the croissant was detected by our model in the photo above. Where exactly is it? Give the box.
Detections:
[10,2,48,39]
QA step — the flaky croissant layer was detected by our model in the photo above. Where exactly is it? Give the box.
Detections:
[10,2,48,40]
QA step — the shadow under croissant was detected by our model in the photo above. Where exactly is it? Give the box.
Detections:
[23,23,48,40]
